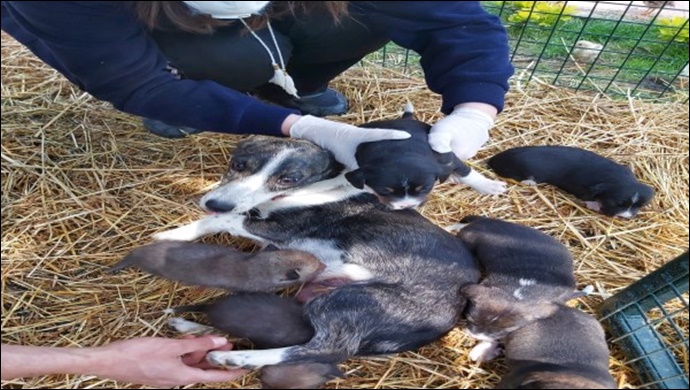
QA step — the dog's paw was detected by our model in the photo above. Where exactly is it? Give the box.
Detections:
[207,348,287,369]
[167,317,214,335]
[445,223,468,233]
[521,179,538,186]
[584,201,602,212]
[474,178,507,195]
[469,341,502,362]
[153,225,197,241]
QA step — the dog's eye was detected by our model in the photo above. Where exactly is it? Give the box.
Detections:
[279,174,302,185]
[231,160,246,172]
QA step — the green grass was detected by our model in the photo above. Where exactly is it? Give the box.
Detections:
[360,2,688,100]
[482,1,688,97]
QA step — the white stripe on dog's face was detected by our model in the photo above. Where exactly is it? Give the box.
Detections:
[200,149,292,213]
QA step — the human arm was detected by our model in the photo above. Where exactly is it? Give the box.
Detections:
[1,336,247,387]
[1,1,295,136]
[350,2,513,159]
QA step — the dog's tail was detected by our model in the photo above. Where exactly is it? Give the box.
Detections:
[401,101,415,119]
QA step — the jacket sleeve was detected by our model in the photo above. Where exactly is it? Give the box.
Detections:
[351,1,514,114]
[2,1,295,136]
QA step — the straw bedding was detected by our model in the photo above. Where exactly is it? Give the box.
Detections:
[2,32,688,389]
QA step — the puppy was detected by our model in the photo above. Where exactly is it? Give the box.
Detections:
[453,216,587,362]
[488,146,654,218]
[167,293,344,389]
[496,302,616,389]
[109,241,324,292]
[345,103,506,209]
[154,136,480,370]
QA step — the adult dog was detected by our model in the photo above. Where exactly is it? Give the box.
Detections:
[154,136,479,369]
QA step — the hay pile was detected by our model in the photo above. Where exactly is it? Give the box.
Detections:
[2,32,688,389]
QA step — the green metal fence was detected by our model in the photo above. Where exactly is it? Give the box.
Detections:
[366,1,689,103]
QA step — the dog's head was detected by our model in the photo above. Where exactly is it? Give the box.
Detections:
[200,136,343,213]
[346,117,452,210]
[345,154,449,210]
[593,181,655,218]
[460,284,558,341]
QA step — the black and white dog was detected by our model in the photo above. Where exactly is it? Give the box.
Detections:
[488,145,655,218]
[154,136,480,369]
[346,103,506,209]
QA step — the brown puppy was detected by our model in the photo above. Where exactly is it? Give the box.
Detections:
[168,293,344,389]
[109,241,324,291]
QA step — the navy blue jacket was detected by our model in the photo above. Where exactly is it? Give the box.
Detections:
[1,1,513,136]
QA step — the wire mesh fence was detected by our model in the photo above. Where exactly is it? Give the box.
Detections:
[365,1,689,103]
[598,251,689,389]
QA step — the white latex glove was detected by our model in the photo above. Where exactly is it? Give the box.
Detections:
[428,107,495,161]
[289,115,411,170]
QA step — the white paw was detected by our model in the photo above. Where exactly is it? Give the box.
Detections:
[167,317,214,335]
[474,178,507,195]
[521,179,538,186]
[445,223,468,232]
[469,341,502,362]
[153,226,196,241]
[584,201,601,212]
[207,348,288,368]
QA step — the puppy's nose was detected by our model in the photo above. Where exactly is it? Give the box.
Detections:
[204,199,236,213]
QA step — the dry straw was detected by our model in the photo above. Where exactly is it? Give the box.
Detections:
[2,32,688,389]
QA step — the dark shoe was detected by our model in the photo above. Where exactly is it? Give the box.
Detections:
[257,87,349,117]
[142,118,204,139]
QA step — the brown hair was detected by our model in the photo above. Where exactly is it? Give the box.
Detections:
[128,1,349,34]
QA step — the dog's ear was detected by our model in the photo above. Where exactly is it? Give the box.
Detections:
[524,301,559,322]
[460,283,490,301]
[345,169,366,189]
[590,182,610,197]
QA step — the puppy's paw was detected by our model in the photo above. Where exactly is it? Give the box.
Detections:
[584,201,602,212]
[477,178,507,195]
[469,341,502,362]
[445,223,468,233]
[167,317,215,335]
[520,179,538,186]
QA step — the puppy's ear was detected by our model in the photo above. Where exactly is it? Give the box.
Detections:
[525,301,559,321]
[345,169,366,189]
[590,182,610,197]
[460,284,490,301]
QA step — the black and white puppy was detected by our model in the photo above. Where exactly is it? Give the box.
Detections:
[488,145,654,218]
[496,303,617,389]
[154,136,480,369]
[452,215,588,362]
[346,104,506,209]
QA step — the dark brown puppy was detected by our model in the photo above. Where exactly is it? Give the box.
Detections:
[110,241,324,291]
[495,302,616,389]
[168,293,344,389]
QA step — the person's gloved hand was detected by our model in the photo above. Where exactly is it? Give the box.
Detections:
[289,115,411,170]
[428,107,495,161]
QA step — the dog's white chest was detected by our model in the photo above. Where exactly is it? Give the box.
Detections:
[285,239,373,282]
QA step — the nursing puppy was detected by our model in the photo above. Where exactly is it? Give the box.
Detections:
[154,136,480,370]
[109,241,324,291]
[496,303,616,389]
[167,293,344,389]
[345,103,506,209]
[488,145,654,218]
[453,216,586,362]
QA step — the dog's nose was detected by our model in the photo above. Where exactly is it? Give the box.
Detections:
[204,199,236,213]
